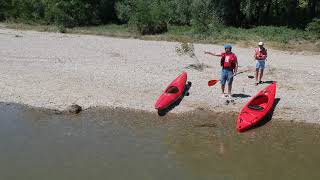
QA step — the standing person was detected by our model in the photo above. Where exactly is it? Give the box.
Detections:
[205,44,238,98]
[254,42,268,85]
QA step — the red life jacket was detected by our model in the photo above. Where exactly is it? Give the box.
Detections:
[220,52,237,69]
[255,48,267,60]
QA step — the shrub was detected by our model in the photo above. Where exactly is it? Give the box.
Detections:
[191,0,220,33]
[167,0,192,25]
[19,0,46,22]
[115,0,133,23]
[0,0,11,21]
[250,26,305,43]
[48,0,95,28]
[306,19,320,36]
[129,0,168,35]
[96,0,116,23]
[176,41,194,56]
[1,0,46,23]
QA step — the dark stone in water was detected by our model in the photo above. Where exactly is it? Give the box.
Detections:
[68,104,82,114]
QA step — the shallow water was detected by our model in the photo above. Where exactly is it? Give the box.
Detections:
[0,104,320,180]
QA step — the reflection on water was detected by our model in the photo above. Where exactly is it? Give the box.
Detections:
[0,103,320,180]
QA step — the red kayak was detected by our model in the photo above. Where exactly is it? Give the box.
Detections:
[155,72,188,111]
[236,82,276,132]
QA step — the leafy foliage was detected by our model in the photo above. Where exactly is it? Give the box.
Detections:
[119,0,169,34]
[306,19,320,36]
[0,0,319,33]
[191,0,220,33]
[167,0,192,25]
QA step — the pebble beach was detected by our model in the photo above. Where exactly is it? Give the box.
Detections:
[1,27,319,123]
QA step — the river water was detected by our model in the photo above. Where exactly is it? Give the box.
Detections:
[0,103,319,180]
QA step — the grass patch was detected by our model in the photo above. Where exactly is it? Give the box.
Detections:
[70,24,133,38]
[4,22,60,32]
[2,22,319,52]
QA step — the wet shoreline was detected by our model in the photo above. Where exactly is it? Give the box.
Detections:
[0,102,314,128]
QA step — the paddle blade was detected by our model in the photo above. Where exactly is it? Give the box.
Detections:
[208,80,219,86]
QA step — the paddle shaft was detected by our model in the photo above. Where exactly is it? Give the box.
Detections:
[208,71,245,87]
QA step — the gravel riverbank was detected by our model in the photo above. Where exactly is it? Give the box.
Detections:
[1,27,319,123]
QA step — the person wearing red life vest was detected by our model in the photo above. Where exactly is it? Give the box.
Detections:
[204,44,238,98]
[254,42,268,85]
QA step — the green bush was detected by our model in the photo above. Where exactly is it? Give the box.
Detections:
[0,0,101,27]
[115,0,133,23]
[46,0,96,28]
[19,0,46,21]
[0,0,11,21]
[116,0,191,26]
[167,0,192,25]
[96,0,116,23]
[250,26,301,43]
[50,0,113,26]
[128,0,168,35]
[191,0,220,33]
[0,0,46,23]
[306,19,320,35]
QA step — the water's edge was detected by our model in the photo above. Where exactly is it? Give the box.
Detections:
[0,102,310,127]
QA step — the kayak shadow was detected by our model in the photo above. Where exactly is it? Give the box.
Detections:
[249,98,281,130]
[157,82,192,116]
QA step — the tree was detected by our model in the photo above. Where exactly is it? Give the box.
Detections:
[97,0,117,23]
[287,0,299,26]
[0,0,10,21]
[191,0,219,32]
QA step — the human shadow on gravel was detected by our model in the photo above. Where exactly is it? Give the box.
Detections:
[247,98,281,131]
[157,82,192,116]
[261,80,275,84]
[231,94,251,98]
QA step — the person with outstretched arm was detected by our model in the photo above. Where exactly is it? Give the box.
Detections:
[205,44,238,98]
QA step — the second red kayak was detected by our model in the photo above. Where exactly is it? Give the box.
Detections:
[154,72,188,111]
[236,82,277,132]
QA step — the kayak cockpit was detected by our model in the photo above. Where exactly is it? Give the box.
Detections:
[165,86,179,94]
[248,95,269,111]
[248,105,264,111]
